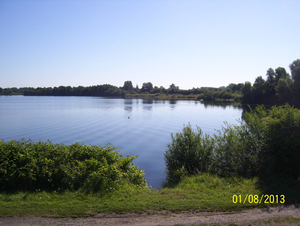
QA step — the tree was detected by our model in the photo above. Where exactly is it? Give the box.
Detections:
[241,82,252,103]
[290,59,300,89]
[3,88,13,95]
[141,82,153,92]
[266,68,276,86]
[253,76,266,89]
[251,76,266,103]
[264,68,277,101]
[168,83,179,94]
[289,59,300,106]
[169,83,179,90]
[275,67,289,83]
[289,59,300,82]
[276,77,293,104]
[228,83,242,92]
[242,82,251,94]
[123,81,133,91]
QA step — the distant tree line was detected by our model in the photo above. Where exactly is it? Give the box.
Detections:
[0,85,125,97]
[23,84,125,97]
[1,59,299,106]
[0,82,244,101]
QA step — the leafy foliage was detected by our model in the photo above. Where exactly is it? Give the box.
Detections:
[164,104,300,185]
[0,140,146,193]
[122,81,133,91]
[245,104,300,179]
[210,122,259,178]
[141,82,153,92]
[164,124,214,185]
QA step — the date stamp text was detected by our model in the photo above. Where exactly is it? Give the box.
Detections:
[232,194,285,204]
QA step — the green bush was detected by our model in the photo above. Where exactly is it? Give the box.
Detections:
[165,104,300,184]
[210,122,260,178]
[164,124,214,185]
[244,104,300,179]
[0,140,146,193]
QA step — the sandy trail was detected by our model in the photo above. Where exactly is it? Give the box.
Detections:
[0,205,299,226]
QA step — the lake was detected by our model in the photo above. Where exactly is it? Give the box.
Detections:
[0,95,243,188]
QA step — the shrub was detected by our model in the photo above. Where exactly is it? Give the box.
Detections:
[165,104,300,184]
[244,104,300,179]
[164,124,214,185]
[0,140,147,193]
[210,122,260,178]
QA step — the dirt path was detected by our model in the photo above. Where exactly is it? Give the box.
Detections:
[1,205,299,226]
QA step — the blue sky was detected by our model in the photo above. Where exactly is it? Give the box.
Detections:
[1,0,299,89]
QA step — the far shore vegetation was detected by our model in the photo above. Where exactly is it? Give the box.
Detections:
[1,59,300,107]
[1,104,300,217]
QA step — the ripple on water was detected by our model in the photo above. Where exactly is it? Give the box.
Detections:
[0,96,243,188]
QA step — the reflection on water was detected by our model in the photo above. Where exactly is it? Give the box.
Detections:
[169,100,177,110]
[201,100,242,109]
[142,99,153,111]
[124,99,133,112]
[0,96,244,188]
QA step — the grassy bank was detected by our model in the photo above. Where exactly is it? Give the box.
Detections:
[1,104,299,217]
[2,173,299,217]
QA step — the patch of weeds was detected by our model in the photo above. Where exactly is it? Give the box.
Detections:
[273,216,300,224]
[21,194,28,200]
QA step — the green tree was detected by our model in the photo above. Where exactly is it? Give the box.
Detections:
[275,77,293,103]
[169,83,179,90]
[141,82,153,92]
[168,83,179,94]
[266,68,276,80]
[289,59,300,84]
[3,88,13,95]
[290,59,300,104]
[123,81,133,91]
[228,83,243,92]
[242,81,251,96]
[253,76,265,89]
[275,67,289,83]
[242,81,252,103]
[159,86,166,93]
[251,76,266,103]
[261,68,277,103]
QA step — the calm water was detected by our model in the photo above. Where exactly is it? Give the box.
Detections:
[0,96,243,188]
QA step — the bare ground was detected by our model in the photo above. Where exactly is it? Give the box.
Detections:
[0,205,300,226]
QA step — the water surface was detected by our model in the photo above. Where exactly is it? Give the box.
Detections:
[0,96,243,188]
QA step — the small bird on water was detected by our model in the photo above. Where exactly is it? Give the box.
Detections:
[128,116,130,119]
